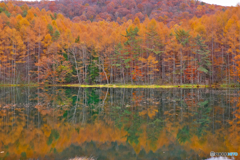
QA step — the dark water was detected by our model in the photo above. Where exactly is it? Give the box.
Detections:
[0,87,239,160]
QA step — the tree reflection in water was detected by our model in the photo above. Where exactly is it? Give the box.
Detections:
[0,87,239,160]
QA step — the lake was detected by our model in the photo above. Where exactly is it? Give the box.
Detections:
[0,87,239,160]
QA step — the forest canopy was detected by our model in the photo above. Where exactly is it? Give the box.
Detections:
[11,0,226,24]
[0,1,239,85]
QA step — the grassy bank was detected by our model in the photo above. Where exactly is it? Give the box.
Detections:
[0,83,39,87]
[0,83,239,88]
[62,84,207,88]
[59,83,240,88]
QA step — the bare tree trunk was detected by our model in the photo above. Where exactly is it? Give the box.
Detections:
[28,37,30,84]
[173,53,175,84]
[72,46,81,84]
[101,58,109,84]
[162,54,164,84]
[180,48,183,85]
[38,27,40,85]
[211,38,214,84]
[221,46,224,82]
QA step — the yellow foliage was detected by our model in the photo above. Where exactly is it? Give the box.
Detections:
[20,18,30,26]
[26,10,34,21]
[16,14,23,21]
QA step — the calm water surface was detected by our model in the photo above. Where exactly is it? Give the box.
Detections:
[0,87,239,160]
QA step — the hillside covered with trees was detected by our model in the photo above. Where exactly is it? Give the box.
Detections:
[12,0,226,24]
[0,1,239,85]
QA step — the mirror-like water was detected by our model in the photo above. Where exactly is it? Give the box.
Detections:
[0,87,239,160]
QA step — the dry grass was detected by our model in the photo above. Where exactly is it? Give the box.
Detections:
[69,157,95,160]
[1,83,239,89]
[62,84,208,88]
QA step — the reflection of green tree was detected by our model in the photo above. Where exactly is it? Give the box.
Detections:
[60,88,102,123]
[20,152,27,160]
[124,114,143,145]
[147,118,164,147]
[108,106,124,128]
[109,108,143,145]
[177,125,192,143]
[110,106,166,146]
[195,100,211,138]
[86,88,100,105]
[47,129,60,145]
[177,101,211,144]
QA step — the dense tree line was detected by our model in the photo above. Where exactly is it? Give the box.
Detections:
[0,2,240,85]
[11,0,226,24]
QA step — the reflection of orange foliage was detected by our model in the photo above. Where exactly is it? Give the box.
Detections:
[0,89,240,159]
[139,105,158,119]
[227,95,240,155]
[35,104,53,116]
[132,91,143,106]
[0,107,239,159]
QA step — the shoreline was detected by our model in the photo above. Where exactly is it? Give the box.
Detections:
[0,83,239,88]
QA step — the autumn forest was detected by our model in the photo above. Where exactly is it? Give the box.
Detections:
[0,0,239,85]
[0,1,240,160]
